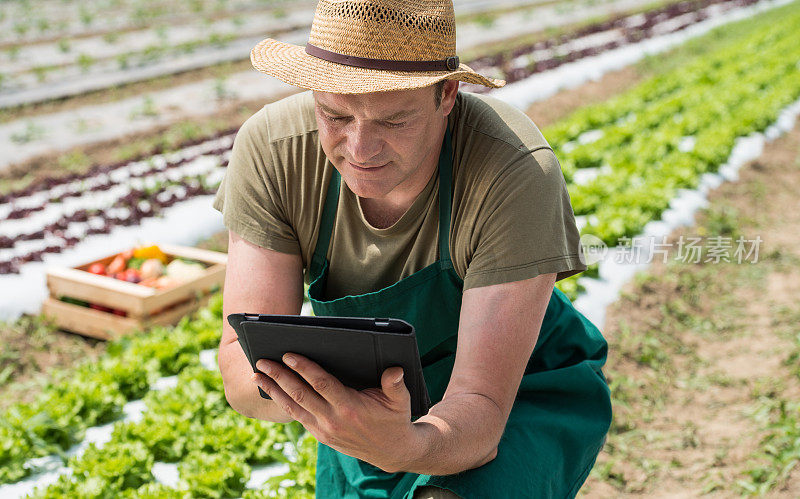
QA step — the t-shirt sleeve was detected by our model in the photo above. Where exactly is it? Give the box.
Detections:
[462,147,586,290]
[212,111,301,254]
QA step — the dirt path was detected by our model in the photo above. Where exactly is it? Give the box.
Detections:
[579,125,800,497]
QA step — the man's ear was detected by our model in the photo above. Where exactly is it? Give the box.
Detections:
[441,80,459,116]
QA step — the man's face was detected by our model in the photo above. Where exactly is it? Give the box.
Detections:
[313,84,454,202]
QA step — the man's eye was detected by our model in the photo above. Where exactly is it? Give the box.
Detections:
[383,121,405,128]
[325,114,347,122]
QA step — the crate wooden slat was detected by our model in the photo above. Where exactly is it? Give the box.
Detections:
[43,245,226,339]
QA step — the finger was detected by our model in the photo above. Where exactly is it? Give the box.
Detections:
[282,353,351,406]
[252,372,316,425]
[256,358,329,416]
[380,366,410,408]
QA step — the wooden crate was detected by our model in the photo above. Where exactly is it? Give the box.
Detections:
[42,244,227,340]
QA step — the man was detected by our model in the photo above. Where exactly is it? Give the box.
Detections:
[213,0,612,498]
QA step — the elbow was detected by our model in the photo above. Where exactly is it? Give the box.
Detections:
[222,377,255,419]
[473,445,498,469]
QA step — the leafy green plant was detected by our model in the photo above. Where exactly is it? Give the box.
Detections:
[31,65,54,83]
[76,53,96,73]
[178,450,251,498]
[36,18,51,34]
[57,38,71,53]
[116,52,131,69]
[78,6,94,27]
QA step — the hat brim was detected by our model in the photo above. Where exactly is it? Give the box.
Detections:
[250,38,505,94]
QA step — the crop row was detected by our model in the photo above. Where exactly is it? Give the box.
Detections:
[463,0,765,92]
[551,0,800,298]
[0,136,233,274]
[542,0,800,245]
[0,295,314,498]
[0,0,299,47]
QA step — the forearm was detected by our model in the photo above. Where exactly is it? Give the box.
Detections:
[402,393,505,476]
[219,332,295,423]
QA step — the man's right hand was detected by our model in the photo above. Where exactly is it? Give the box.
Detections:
[218,230,305,423]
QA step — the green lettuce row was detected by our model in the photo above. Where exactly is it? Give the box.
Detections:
[0,296,225,485]
[560,30,800,186]
[577,67,800,244]
[27,365,303,498]
[243,432,318,499]
[29,441,154,499]
[543,2,800,148]
[561,13,800,231]
[555,3,800,295]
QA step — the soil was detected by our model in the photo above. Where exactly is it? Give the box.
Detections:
[525,66,643,129]
[0,316,106,411]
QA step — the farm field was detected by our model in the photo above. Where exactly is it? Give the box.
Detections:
[2,0,800,497]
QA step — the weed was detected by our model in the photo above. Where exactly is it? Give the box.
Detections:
[739,400,800,495]
[703,204,741,237]
[57,150,91,172]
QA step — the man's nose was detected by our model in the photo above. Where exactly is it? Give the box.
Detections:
[345,122,383,164]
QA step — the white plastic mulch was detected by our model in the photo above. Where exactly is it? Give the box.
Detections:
[2,0,657,171]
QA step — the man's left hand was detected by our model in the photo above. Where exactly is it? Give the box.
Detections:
[254,354,421,473]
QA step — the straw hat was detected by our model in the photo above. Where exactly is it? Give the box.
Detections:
[250,0,505,94]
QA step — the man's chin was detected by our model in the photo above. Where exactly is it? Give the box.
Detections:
[342,176,392,200]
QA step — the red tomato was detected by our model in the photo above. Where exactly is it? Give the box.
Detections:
[87,263,106,275]
[112,309,128,317]
[89,304,113,313]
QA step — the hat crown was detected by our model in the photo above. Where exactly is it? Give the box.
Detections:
[308,0,456,61]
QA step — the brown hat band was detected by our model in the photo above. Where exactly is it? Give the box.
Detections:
[305,43,460,72]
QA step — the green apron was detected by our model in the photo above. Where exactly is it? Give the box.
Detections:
[307,126,612,499]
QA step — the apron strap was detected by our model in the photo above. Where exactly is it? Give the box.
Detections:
[438,125,454,265]
[311,165,340,264]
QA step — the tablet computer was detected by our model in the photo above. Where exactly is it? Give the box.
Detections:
[227,313,431,419]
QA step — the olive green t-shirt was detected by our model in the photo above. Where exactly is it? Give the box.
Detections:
[212,90,586,297]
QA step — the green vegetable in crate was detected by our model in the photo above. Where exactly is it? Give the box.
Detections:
[125,257,146,270]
